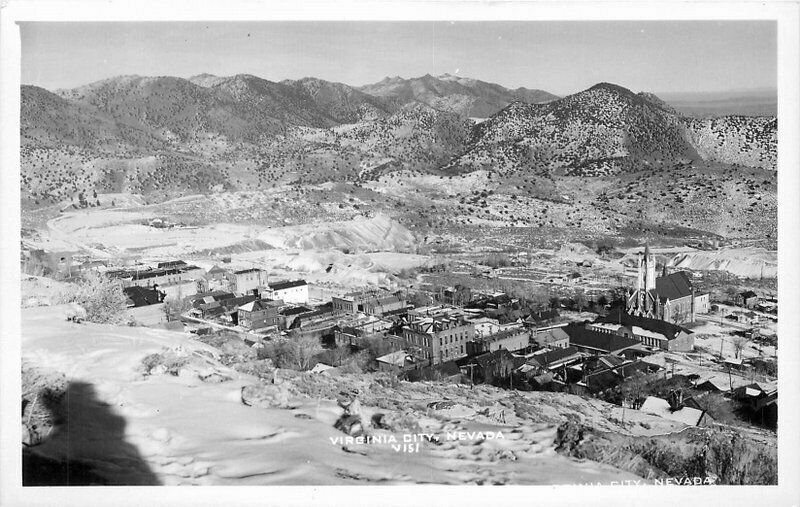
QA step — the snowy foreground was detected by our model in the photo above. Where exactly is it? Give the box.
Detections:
[21,305,685,485]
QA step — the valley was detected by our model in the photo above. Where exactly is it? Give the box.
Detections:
[17,71,780,489]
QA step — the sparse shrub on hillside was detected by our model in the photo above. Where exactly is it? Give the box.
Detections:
[60,271,128,324]
[162,295,191,322]
[140,349,190,376]
[396,267,419,279]
[257,332,323,371]
[21,363,68,446]
[482,252,512,268]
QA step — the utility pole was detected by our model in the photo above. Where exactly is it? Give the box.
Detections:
[728,365,733,392]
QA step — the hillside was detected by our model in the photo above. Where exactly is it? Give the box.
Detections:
[446,83,698,176]
[359,73,558,117]
[444,83,776,180]
[684,116,776,170]
[21,85,163,151]
[280,77,392,123]
[19,76,778,244]
[22,304,776,486]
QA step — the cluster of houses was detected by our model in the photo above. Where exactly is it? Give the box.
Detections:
[732,290,777,317]
[83,253,776,429]
[362,296,700,403]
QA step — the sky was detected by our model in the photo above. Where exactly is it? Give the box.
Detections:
[20,21,777,95]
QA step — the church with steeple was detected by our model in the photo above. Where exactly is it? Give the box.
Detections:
[626,245,710,324]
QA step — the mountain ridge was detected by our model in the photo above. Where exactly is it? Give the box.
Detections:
[20,75,777,246]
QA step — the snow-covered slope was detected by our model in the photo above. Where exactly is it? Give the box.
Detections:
[22,305,679,485]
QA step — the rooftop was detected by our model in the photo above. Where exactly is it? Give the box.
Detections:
[123,286,163,307]
[270,279,308,291]
[376,350,411,367]
[536,327,570,343]
[564,323,641,353]
[596,310,691,341]
[474,327,528,344]
[654,271,694,301]
[640,396,707,426]
[528,346,582,368]
[233,268,263,275]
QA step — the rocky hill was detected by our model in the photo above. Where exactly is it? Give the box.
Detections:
[445,83,776,177]
[684,116,776,170]
[19,75,777,244]
[447,83,698,175]
[280,77,392,123]
[359,73,558,117]
[21,85,164,151]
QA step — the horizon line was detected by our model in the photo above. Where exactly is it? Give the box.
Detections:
[21,72,778,99]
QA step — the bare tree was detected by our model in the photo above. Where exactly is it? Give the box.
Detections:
[286,331,324,371]
[732,336,748,359]
[64,271,128,324]
[162,297,190,322]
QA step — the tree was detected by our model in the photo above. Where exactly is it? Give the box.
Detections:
[162,296,190,322]
[732,336,748,359]
[293,333,324,370]
[573,290,588,312]
[66,271,128,324]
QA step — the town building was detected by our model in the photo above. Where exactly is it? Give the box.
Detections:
[124,286,167,327]
[157,260,188,269]
[526,346,584,371]
[227,268,267,296]
[331,290,377,314]
[736,290,759,308]
[639,396,712,426]
[592,312,695,352]
[468,349,520,385]
[280,305,315,329]
[626,246,709,324]
[266,280,309,305]
[400,309,475,365]
[441,285,472,306]
[361,294,407,316]
[562,323,642,356]
[523,309,561,328]
[532,326,570,349]
[190,294,257,321]
[112,263,205,292]
[237,299,284,331]
[468,316,502,336]
[157,279,201,300]
[376,350,415,373]
[123,286,165,308]
[466,327,530,356]
[403,361,462,383]
[333,315,394,347]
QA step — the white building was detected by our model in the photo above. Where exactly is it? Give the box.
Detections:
[267,280,309,305]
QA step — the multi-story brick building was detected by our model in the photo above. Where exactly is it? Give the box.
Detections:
[400,310,475,365]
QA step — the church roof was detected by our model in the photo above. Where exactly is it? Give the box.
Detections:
[654,271,693,301]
